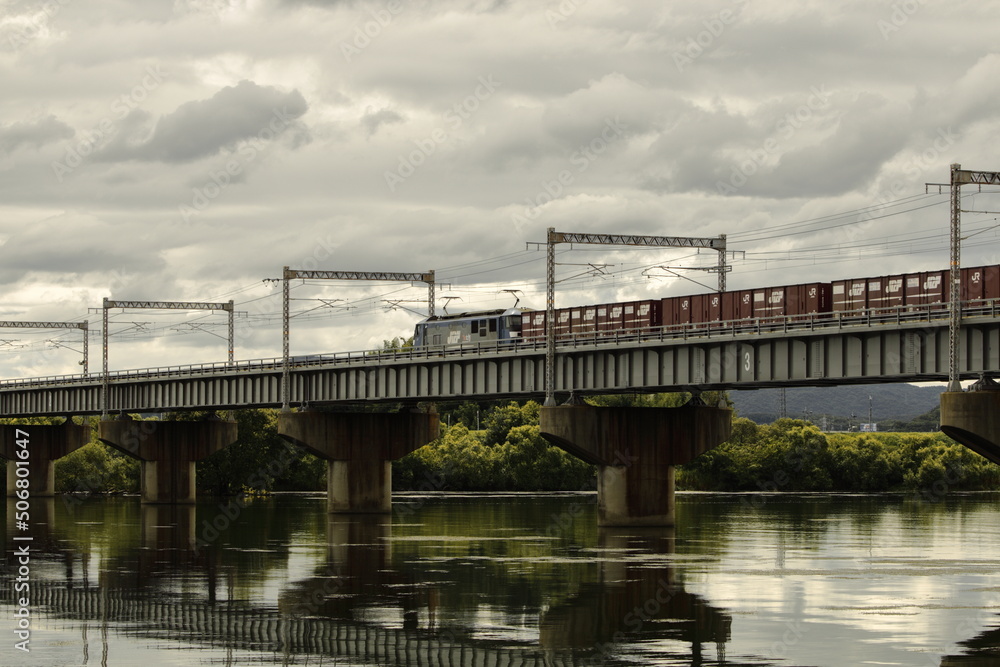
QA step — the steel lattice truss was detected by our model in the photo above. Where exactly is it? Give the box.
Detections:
[0,321,87,329]
[104,299,233,311]
[552,232,725,250]
[955,169,1000,186]
[284,269,434,283]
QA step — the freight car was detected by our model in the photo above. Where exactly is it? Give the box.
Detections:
[519,299,662,339]
[411,264,999,348]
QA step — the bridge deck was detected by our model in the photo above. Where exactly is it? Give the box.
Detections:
[2,303,999,416]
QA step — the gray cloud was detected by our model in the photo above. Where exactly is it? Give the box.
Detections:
[0,115,74,153]
[95,80,309,163]
[361,107,405,137]
[1,0,1000,377]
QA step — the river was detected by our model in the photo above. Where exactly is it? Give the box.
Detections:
[3,491,1000,666]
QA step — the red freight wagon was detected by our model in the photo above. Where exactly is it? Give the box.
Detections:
[962,265,1000,305]
[867,275,905,313]
[594,304,610,333]
[832,278,868,313]
[690,292,722,325]
[520,310,546,339]
[722,290,754,322]
[579,305,598,333]
[661,295,692,328]
[608,302,626,331]
[622,300,661,332]
[751,289,768,318]
[556,308,573,338]
[789,282,831,316]
[754,285,792,318]
[905,270,947,308]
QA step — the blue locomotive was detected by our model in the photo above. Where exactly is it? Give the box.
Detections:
[413,308,527,347]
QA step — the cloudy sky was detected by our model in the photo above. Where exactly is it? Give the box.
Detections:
[1,0,999,378]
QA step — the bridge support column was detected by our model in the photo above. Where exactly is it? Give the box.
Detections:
[940,378,1000,464]
[278,410,439,513]
[540,404,732,526]
[99,417,237,504]
[1,421,90,497]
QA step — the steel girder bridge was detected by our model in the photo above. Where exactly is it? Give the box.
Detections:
[2,304,999,418]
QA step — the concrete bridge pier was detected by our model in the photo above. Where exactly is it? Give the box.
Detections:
[940,375,1000,464]
[2,420,90,497]
[278,409,439,513]
[540,403,732,526]
[99,416,238,504]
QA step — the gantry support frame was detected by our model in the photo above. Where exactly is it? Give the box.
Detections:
[102,299,235,417]
[543,229,727,405]
[0,320,89,374]
[281,268,436,411]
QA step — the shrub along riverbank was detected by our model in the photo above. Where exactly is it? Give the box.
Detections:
[5,399,998,496]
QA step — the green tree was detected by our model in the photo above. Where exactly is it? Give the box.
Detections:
[56,441,140,494]
[482,401,541,446]
[198,409,324,495]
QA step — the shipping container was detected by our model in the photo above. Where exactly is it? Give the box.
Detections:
[690,293,722,325]
[721,290,754,322]
[754,285,792,318]
[557,308,573,338]
[661,295,691,328]
[594,305,610,333]
[785,282,831,318]
[622,300,661,332]
[905,270,947,308]
[600,302,626,333]
[962,265,1000,305]
[867,275,905,312]
[832,278,868,313]
[520,310,546,339]
[751,289,768,319]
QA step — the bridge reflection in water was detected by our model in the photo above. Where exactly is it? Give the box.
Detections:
[6,494,1000,666]
[3,496,735,666]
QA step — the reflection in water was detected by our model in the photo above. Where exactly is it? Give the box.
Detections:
[4,492,1000,666]
[942,618,1000,666]
[539,529,730,664]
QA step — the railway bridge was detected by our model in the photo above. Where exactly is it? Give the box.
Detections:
[2,303,1000,525]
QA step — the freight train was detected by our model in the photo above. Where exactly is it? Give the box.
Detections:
[412,265,1000,346]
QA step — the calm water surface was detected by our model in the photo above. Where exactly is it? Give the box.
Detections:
[3,492,1000,666]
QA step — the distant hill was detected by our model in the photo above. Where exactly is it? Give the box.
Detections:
[730,384,944,425]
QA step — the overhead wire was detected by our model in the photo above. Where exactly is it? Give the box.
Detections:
[8,190,1000,362]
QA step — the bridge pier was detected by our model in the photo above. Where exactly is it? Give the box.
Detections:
[940,377,1000,464]
[277,410,439,513]
[540,403,732,526]
[99,416,238,504]
[1,421,90,497]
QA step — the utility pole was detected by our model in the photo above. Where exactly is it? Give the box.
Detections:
[540,229,727,406]
[926,164,1000,392]
[280,268,436,411]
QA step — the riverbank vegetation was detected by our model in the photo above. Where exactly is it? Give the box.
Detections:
[4,396,997,497]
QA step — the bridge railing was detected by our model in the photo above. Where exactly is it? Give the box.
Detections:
[2,299,998,390]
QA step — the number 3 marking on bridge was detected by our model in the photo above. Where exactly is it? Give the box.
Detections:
[744,352,751,372]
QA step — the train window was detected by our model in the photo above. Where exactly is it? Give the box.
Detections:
[478,319,487,336]
[489,319,497,333]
